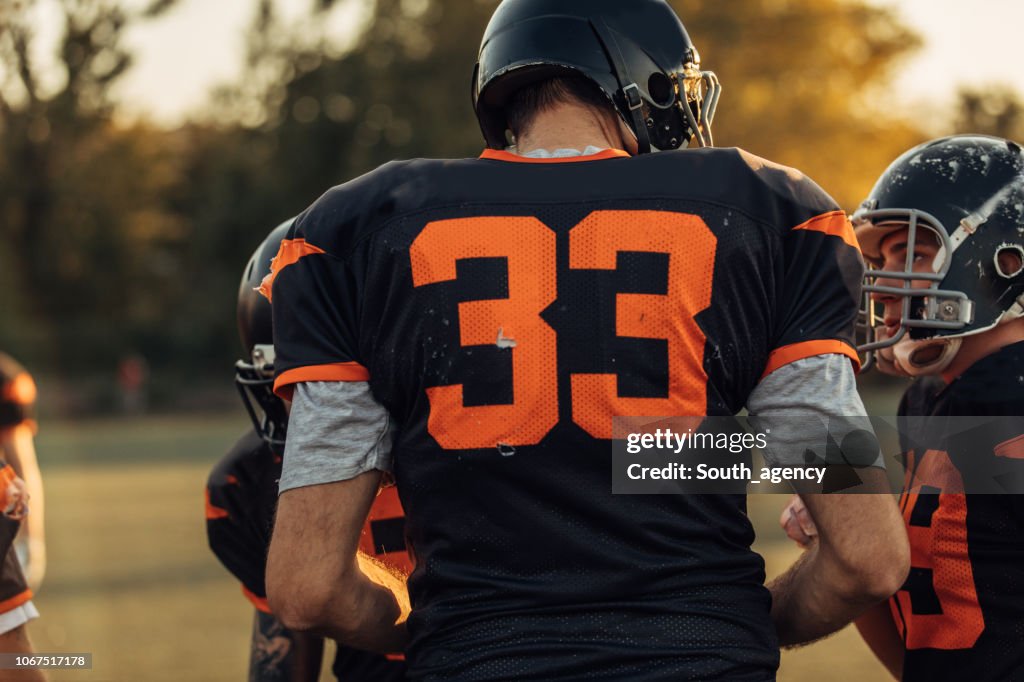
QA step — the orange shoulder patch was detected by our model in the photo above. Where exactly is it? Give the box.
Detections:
[792,210,860,252]
[995,434,1024,460]
[258,238,327,303]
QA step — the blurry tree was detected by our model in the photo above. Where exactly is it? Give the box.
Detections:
[0,0,181,400]
[955,87,1024,141]
[676,0,925,208]
[164,0,931,407]
[169,0,499,374]
[0,0,941,412]
[203,0,924,216]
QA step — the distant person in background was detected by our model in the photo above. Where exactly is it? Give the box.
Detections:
[0,356,44,680]
[116,354,149,414]
[206,222,411,681]
[0,354,45,593]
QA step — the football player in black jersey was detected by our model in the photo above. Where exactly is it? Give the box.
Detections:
[785,135,1024,681]
[264,1,909,679]
[852,135,1024,681]
[206,222,411,681]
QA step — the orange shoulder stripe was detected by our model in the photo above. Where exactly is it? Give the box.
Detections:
[241,585,272,614]
[258,238,327,303]
[205,488,229,520]
[792,210,860,251]
[761,339,861,379]
[273,362,371,401]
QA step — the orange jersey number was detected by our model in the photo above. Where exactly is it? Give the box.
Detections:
[891,449,984,650]
[409,211,717,448]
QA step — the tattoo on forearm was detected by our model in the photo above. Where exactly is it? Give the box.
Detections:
[249,611,295,682]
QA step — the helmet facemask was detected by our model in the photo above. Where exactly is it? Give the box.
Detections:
[235,344,288,453]
[853,208,974,375]
[635,51,720,151]
[675,57,721,148]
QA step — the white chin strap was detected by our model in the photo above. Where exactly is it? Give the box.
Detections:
[889,336,963,377]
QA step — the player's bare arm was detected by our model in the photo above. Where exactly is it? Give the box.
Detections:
[855,601,903,680]
[248,611,322,682]
[267,470,409,654]
[781,494,904,677]
[768,471,909,647]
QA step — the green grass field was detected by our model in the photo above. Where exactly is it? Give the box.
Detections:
[28,411,895,681]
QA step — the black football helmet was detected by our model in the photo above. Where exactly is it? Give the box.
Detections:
[236,219,294,451]
[472,0,721,154]
[853,135,1024,374]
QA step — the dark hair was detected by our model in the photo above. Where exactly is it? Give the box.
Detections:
[504,75,615,141]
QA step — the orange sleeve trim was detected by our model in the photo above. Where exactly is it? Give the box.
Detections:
[0,465,15,490]
[792,210,860,252]
[479,148,630,163]
[2,373,36,406]
[0,465,15,511]
[995,434,1024,460]
[242,585,272,614]
[204,488,229,520]
[0,588,33,615]
[258,238,327,303]
[761,339,861,379]
[273,362,371,401]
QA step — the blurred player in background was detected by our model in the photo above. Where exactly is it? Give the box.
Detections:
[0,354,43,680]
[206,222,411,681]
[264,1,909,679]
[0,354,45,592]
[785,135,1024,681]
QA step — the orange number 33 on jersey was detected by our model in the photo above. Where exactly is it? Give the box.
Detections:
[409,210,716,449]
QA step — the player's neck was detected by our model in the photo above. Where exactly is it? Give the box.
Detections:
[515,101,636,156]
[942,317,1024,382]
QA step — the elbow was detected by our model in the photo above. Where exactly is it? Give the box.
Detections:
[265,553,329,632]
[880,536,912,597]
[266,574,318,632]
[267,578,336,633]
[831,532,910,603]
[266,563,362,635]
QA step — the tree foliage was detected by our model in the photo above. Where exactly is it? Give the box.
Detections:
[0,0,181,397]
[674,0,925,207]
[0,0,966,412]
[955,86,1024,141]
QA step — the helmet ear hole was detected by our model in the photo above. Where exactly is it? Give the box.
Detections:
[646,72,674,108]
[995,245,1024,279]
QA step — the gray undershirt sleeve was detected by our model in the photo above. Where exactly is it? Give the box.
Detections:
[747,354,883,469]
[278,381,394,494]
